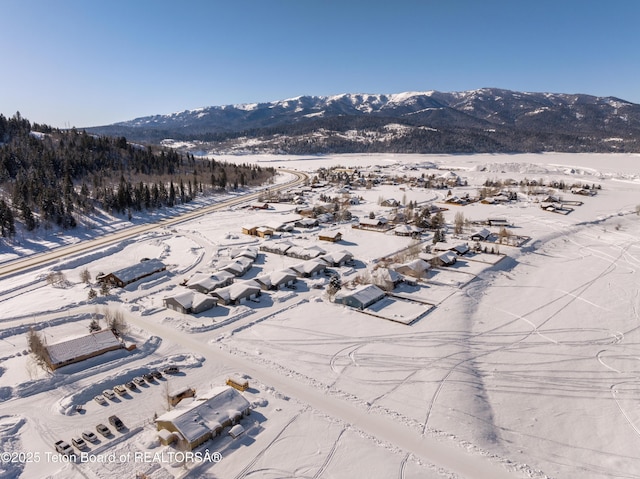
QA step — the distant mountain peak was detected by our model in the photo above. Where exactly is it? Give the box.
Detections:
[87,88,640,154]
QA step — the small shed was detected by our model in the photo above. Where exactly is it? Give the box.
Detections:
[229,424,245,439]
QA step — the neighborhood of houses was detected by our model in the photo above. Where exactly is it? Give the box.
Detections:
[24,161,604,467]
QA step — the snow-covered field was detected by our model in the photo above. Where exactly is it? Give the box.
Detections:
[1,153,640,479]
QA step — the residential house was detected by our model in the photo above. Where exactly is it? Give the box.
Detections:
[98,259,166,288]
[155,386,251,451]
[163,291,217,314]
[319,250,353,267]
[254,269,297,291]
[392,258,431,279]
[185,271,234,294]
[211,281,261,305]
[334,284,386,310]
[470,228,492,241]
[319,231,343,242]
[45,330,124,370]
[290,259,327,278]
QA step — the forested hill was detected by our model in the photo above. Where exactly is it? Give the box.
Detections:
[0,113,275,237]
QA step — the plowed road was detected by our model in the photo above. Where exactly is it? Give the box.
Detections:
[0,169,307,279]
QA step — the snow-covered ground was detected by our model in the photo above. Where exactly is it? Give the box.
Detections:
[1,153,640,479]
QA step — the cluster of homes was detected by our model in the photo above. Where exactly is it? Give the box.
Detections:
[159,243,355,316]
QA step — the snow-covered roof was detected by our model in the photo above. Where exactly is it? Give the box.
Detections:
[164,291,215,310]
[334,284,385,305]
[291,259,327,275]
[393,258,431,273]
[156,386,249,443]
[110,258,166,283]
[46,330,122,366]
[186,271,234,291]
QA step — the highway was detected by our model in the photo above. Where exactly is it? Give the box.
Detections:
[0,169,307,279]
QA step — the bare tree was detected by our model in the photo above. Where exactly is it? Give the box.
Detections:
[453,211,465,235]
[46,271,68,287]
[103,308,129,337]
[27,327,48,367]
[79,268,91,284]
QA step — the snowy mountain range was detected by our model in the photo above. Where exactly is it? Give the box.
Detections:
[87,88,640,154]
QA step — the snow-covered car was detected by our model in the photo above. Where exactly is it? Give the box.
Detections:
[54,440,73,455]
[133,376,145,386]
[125,381,137,390]
[82,431,98,443]
[143,373,154,383]
[96,424,111,437]
[113,385,127,396]
[94,395,107,405]
[71,437,87,450]
[102,389,116,399]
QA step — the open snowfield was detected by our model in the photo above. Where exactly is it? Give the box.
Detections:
[1,153,639,479]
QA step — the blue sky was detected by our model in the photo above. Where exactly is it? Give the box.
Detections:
[2,0,639,128]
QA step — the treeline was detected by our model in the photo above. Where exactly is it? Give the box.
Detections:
[0,113,275,237]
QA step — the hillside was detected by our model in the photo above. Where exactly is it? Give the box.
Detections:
[0,113,275,236]
[86,88,640,154]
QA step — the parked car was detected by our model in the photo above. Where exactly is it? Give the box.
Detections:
[96,424,111,437]
[71,437,87,450]
[143,373,154,383]
[113,385,127,396]
[54,440,74,455]
[125,381,137,390]
[82,431,98,443]
[108,415,124,431]
[151,370,162,379]
[163,366,179,374]
[102,389,115,400]
[94,395,107,405]
[133,376,145,386]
